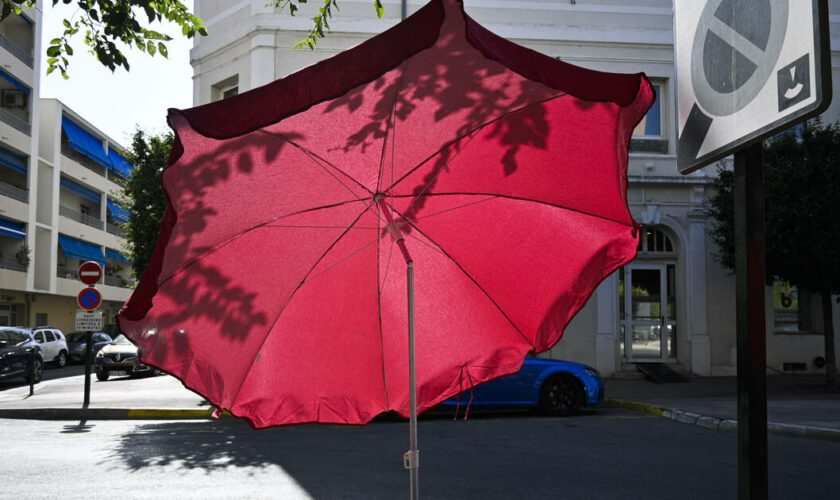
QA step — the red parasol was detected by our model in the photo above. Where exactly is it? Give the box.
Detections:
[118,0,653,494]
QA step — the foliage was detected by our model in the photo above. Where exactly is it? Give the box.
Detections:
[1,0,207,77]
[272,0,385,49]
[120,130,171,279]
[708,121,840,293]
[707,120,840,389]
[15,243,31,269]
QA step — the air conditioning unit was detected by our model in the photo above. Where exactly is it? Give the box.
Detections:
[1,89,26,109]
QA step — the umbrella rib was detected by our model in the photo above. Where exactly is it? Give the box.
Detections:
[156,198,365,288]
[376,218,391,409]
[257,130,372,198]
[376,70,404,194]
[391,192,635,229]
[229,203,374,410]
[383,92,568,194]
[392,207,535,349]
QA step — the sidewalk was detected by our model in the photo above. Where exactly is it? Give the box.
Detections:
[1,372,838,440]
[605,374,840,440]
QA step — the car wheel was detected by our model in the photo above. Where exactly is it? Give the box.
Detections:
[54,350,67,368]
[540,374,583,416]
[96,370,110,382]
[25,358,43,385]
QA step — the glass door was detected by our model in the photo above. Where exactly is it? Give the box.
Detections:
[623,264,676,361]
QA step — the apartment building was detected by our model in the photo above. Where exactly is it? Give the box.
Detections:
[0,1,133,333]
[188,0,840,376]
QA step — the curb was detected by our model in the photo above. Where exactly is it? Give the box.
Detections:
[0,408,219,420]
[604,399,840,441]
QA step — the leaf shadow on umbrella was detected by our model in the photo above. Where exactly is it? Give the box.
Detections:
[132,132,309,373]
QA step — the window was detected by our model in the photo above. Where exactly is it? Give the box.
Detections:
[633,84,661,137]
[631,83,668,154]
[773,281,812,333]
[222,86,239,99]
[637,226,675,254]
[45,331,56,342]
[35,313,47,325]
[80,204,90,216]
[212,75,239,103]
[34,331,44,343]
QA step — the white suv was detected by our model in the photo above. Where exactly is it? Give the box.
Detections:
[31,327,69,368]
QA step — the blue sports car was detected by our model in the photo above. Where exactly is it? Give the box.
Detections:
[439,356,604,415]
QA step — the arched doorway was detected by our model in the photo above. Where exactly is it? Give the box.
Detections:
[618,226,678,361]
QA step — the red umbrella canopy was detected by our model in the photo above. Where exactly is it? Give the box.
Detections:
[118,0,653,428]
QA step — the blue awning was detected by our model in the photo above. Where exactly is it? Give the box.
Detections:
[107,150,132,179]
[106,248,130,263]
[0,70,30,94]
[0,146,27,175]
[0,218,25,239]
[107,199,129,223]
[60,176,100,203]
[58,234,105,264]
[61,117,111,168]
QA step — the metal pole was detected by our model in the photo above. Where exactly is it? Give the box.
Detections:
[734,144,768,500]
[407,262,418,500]
[401,0,408,20]
[83,330,93,408]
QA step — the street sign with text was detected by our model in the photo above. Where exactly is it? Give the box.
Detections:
[75,311,104,331]
[675,0,831,174]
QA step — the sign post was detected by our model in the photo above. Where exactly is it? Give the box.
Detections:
[75,261,103,409]
[675,1,831,498]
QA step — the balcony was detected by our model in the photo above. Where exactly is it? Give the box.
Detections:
[0,256,26,272]
[104,275,133,288]
[0,108,30,135]
[106,222,125,237]
[0,33,33,68]
[59,205,104,230]
[62,146,107,177]
[0,180,27,202]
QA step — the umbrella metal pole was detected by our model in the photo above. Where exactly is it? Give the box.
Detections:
[407,261,418,500]
[376,198,418,500]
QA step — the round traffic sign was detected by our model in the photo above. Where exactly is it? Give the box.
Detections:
[77,287,102,311]
[691,0,788,116]
[78,261,104,286]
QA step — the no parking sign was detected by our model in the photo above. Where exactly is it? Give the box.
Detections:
[675,0,831,173]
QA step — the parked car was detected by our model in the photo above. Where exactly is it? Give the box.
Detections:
[65,332,113,363]
[30,326,69,368]
[0,327,44,384]
[439,356,604,415]
[94,334,157,381]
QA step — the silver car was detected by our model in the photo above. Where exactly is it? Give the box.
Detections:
[94,334,157,381]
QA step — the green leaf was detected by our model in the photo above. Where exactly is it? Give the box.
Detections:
[64,44,73,56]
[158,42,168,58]
[46,46,61,57]
[374,0,384,18]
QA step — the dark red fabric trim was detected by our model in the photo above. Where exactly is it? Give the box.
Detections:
[173,0,446,140]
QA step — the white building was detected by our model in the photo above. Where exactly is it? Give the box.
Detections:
[189,0,840,376]
[0,1,133,333]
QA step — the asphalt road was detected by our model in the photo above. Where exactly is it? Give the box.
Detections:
[2,410,839,499]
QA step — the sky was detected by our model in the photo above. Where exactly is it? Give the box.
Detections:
[38,1,194,147]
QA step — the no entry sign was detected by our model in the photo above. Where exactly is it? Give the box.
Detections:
[78,261,104,286]
[675,0,831,173]
[77,287,102,311]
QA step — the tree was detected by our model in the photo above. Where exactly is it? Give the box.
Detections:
[273,0,385,49]
[121,130,170,279]
[1,0,207,77]
[0,1,387,77]
[707,121,840,390]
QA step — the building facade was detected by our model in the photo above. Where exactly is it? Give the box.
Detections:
[0,1,134,333]
[189,0,840,376]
